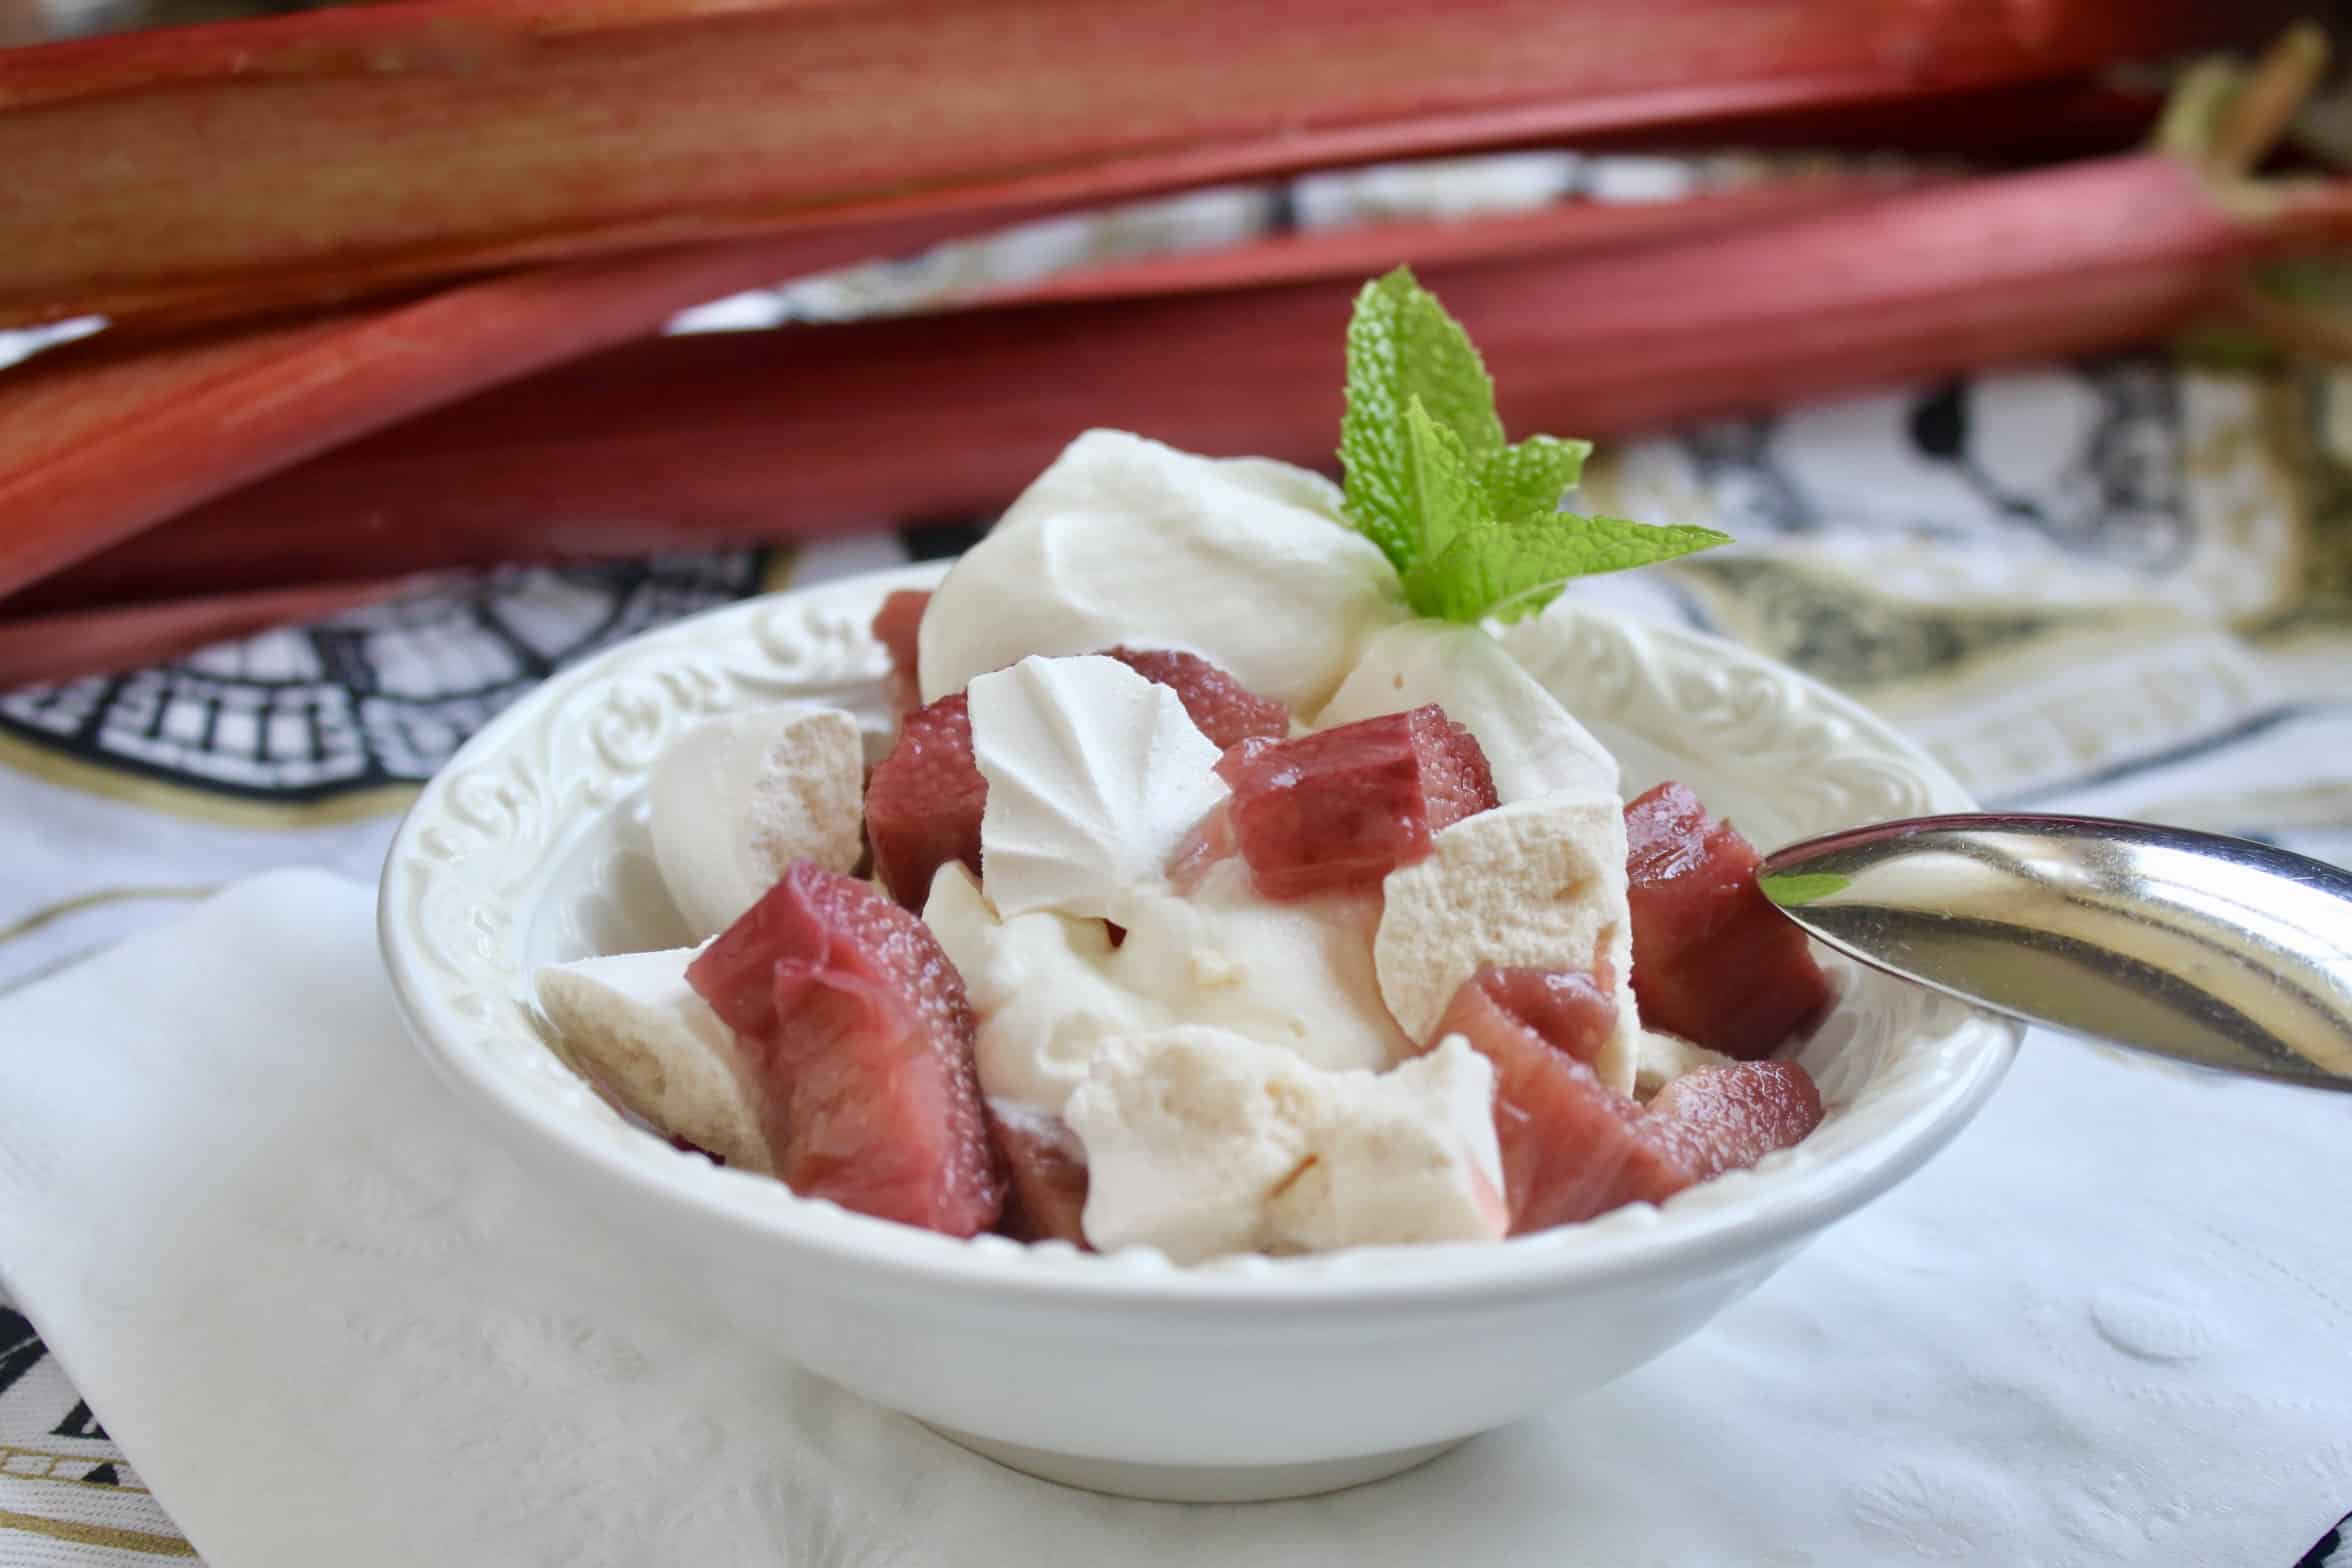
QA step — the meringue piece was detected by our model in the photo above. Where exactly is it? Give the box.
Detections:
[917,430,1410,714]
[1112,859,1411,1076]
[1067,1027,1307,1262]
[924,864,1160,1117]
[1375,793,1641,1093]
[533,948,770,1173]
[1632,1029,1736,1101]
[1313,618,1617,800]
[647,704,865,941]
[1276,1040,1509,1255]
[967,655,1227,922]
[1066,1026,1506,1262]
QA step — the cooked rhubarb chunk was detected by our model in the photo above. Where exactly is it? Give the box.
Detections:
[1624,781,1833,1059]
[864,692,985,908]
[1427,965,1822,1234]
[1098,645,1291,749]
[686,863,1004,1236]
[871,589,931,713]
[1215,704,1497,898]
[1638,1060,1824,1182]
[1470,965,1624,1071]
[1427,964,1681,1234]
[989,1102,1091,1247]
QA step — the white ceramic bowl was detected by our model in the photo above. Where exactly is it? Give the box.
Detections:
[379,561,2017,1503]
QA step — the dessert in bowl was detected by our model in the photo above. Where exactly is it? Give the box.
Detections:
[379,273,2016,1500]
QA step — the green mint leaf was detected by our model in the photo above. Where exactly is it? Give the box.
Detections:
[1331,264,1731,616]
[1756,871,1851,907]
[1401,396,1494,574]
[1403,513,1732,625]
[1478,434,1591,523]
[1339,266,1505,570]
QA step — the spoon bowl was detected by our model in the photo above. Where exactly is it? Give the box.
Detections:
[1760,813,2352,1092]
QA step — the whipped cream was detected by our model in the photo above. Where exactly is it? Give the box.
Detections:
[1066,1026,1506,1262]
[967,655,1227,922]
[1375,792,1642,1093]
[648,705,865,941]
[926,857,1411,1119]
[917,430,1410,714]
[1313,618,1618,800]
[1113,859,1408,1075]
[925,864,1161,1117]
[533,948,770,1173]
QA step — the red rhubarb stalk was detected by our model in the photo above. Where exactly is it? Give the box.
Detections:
[0,0,2287,329]
[0,576,423,688]
[0,176,1896,609]
[21,151,2348,630]
[0,205,1068,609]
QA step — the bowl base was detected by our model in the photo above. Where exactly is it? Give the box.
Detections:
[922,1423,1471,1503]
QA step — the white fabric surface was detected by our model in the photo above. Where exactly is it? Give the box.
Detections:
[0,870,2345,1567]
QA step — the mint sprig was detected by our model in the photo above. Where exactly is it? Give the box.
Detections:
[1400,397,1491,564]
[1338,266,1727,623]
[1478,434,1591,524]
[1405,512,1740,624]
[1338,268,1505,569]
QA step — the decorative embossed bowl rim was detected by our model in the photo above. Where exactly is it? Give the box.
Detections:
[380,561,2019,1303]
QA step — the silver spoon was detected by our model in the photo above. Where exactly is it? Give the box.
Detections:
[1757,813,2352,1092]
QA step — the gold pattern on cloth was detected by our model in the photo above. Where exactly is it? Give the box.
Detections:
[0,726,419,832]
[0,1509,196,1557]
[0,1446,156,1494]
[0,1299,192,1561]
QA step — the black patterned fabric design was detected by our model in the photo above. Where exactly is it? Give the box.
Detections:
[0,552,772,805]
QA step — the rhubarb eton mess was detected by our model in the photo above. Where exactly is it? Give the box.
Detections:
[533,429,1835,1263]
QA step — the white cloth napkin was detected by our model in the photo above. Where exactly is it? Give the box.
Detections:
[0,871,2345,1567]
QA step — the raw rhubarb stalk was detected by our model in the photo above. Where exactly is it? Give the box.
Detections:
[0,204,1062,610]
[0,175,1893,612]
[0,0,2287,329]
[0,576,421,688]
[20,149,2342,636]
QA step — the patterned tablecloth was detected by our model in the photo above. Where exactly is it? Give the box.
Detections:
[0,153,2346,1564]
